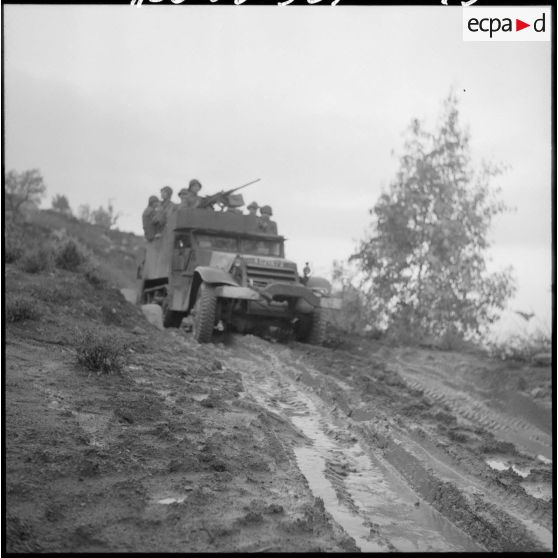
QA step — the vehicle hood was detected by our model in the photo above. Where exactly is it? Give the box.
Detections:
[208,252,297,272]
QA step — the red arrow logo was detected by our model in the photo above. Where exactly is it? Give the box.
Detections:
[516,19,530,31]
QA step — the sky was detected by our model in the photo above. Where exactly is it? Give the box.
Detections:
[4,3,553,336]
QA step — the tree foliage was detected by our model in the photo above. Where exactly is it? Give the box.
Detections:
[91,201,120,230]
[51,194,72,215]
[78,201,120,230]
[330,260,373,335]
[351,93,515,342]
[5,169,46,220]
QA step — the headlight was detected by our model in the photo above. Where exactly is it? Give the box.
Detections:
[312,287,330,297]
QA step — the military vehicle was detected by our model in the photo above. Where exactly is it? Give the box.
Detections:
[136,205,340,344]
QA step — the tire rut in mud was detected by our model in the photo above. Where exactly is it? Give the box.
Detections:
[224,337,486,552]
[221,336,553,553]
[394,355,552,460]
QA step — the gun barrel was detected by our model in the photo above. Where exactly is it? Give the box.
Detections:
[199,178,261,208]
[227,178,261,194]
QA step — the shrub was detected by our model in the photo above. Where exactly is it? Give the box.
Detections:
[485,327,551,364]
[6,296,40,322]
[82,262,107,288]
[74,327,128,374]
[55,239,87,271]
[4,235,24,263]
[19,246,55,274]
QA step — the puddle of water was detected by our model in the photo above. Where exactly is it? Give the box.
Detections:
[522,518,554,550]
[344,449,482,552]
[521,481,553,502]
[294,446,387,552]
[156,496,187,505]
[236,353,482,552]
[190,393,210,402]
[485,458,530,478]
[289,393,481,552]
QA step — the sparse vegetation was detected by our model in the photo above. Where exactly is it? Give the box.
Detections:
[78,200,120,230]
[54,238,87,271]
[74,327,128,374]
[51,194,72,215]
[6,296,41,323]
[485,327,551,364]
[4,232,24,263]
[19,246,55,274]
[5,169,47,221]
[82,261,107,288]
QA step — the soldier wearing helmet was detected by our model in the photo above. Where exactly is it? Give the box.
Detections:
[247,201,259,216]
[142,195,163,241]
[152,185,176,229]
[179,179,203,209]
[258,205,278,235]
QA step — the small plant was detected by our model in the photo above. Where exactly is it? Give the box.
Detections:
[74,327,128,374]
[19,246,55,274]
[4,235,24,263]
[485,328,551,364]
[55,239,87,271]
[82,262,107,288]
[6,296,40,322]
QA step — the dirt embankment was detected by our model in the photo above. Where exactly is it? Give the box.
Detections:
[5,213,553,552]
[6,264,358,552]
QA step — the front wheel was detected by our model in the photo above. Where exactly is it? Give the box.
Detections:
[307,308,326,345]
[191,283,217,343]
[294,308,326,346]
[162,298,184,328]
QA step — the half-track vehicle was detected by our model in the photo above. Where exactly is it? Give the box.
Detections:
[136,206,340,343]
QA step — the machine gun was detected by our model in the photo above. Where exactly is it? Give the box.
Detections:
[198,178,261,210]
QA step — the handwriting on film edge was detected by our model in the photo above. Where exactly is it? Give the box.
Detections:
[130,0,479,6]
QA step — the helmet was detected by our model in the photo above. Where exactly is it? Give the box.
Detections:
[178,188,188,196]
[260,205,273,216]
[247,201,259,210]
[148,195,159,204]
[160,185,173,194]
[188,179,202,191]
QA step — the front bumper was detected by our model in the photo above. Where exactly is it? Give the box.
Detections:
[214,282,320,308]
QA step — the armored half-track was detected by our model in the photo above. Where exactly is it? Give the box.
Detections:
[136,207,340,343]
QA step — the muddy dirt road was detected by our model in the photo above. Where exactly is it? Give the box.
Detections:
[5,262,554,552]
[215,335,553,552]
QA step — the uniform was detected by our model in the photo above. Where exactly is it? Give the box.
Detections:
[142,196,163,241]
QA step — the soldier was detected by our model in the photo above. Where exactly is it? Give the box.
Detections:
[142,195,162,241]
[183,179,203,209]
[153,185,176,229]
[247,201,259,216]
[177,188,190,207]
[258,205,278,235]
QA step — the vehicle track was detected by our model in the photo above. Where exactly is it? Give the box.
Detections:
[391,354,552,459]
[224,337,484,552]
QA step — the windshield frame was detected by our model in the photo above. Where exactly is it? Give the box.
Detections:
[188,229,285,258]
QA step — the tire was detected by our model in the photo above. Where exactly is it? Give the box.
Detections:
[191,283,217,343]
[307,308,326,346]
[162,299,184,328]
[295,308,326,345]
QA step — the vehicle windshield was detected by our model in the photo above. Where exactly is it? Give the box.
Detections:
[195,234,238,252]
[239,238,282,257]
[193,233,282,256]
